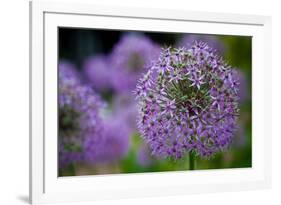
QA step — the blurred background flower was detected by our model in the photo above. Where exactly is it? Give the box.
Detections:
[109,34,161,93]
[83,55,113,93]
[112,94,138,132]
[103,117,130,159]
[235,69,249,103]
[58,61,105,170]
[137,144,153,167]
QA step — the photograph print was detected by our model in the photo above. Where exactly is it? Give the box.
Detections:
[58,28,252,176]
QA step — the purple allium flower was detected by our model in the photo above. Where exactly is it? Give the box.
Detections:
[58,61,105,167]
[134,42,239,159]
[83,55,113,92]
[85,116,130,163]
[110,34,161,92]
[177,34,225,55]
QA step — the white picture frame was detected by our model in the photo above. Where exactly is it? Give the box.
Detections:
[30,0,272,204]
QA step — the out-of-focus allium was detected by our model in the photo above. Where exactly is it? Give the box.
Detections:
[59,60,82,84]
[235,70,249,103]
[177,34,225,55]
[110,34,161,92]
[112,94,138,132]
[233,122,247,148]
[58,61,105,167]
[85,117,130,163]
[134,43,239,159]
[83,55,113,92]
[137,144,153,167]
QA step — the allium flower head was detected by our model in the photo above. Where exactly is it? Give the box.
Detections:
[110,34,161,92]
[134,42,239,159]
[58,61,105,167]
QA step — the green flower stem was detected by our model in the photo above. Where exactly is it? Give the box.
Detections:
[189,152,195,170]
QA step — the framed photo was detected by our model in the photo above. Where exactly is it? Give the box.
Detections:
[30,1,271,204]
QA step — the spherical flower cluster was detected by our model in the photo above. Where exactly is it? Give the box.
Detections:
[134,42,239,159]
[110,34,161,92]
[58,61,105,167]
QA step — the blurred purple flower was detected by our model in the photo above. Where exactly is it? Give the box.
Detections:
[112,94,138,132]
[58,61,105,167]
[137,144,153,167]
[83,55,113,92]
[58,60,82,84]
[110,34,161,92]
[235,70,249,103]
[233,122,247,148]
[134,43,239,159]
[177,34,225,55]
[85,116,130,163]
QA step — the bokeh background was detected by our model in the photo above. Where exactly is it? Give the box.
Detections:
[58,28,252,176]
